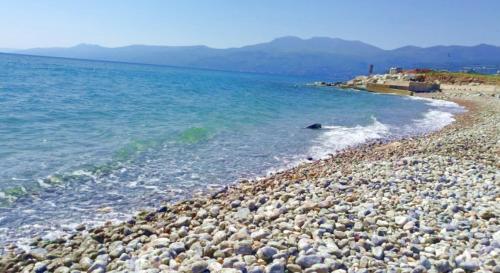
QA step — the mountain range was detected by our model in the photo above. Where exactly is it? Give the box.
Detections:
[4,36,500,79]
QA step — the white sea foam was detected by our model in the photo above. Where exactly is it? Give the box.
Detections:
[309,117,390,160]
[72,169,95,178]
[406,96,462,108]
[411,110,456,132]
[37,178,51,188]
[403,96,463,133]
[426,99,461,108]
[11,177,29,181]
[266,106,458,178]
[263,117,391,177]
[42,230,67,242]
[16,242,31,253]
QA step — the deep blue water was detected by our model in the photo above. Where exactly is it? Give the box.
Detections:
[0,53,463,246]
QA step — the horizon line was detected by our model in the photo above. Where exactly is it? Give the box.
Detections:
[3,36,499,52]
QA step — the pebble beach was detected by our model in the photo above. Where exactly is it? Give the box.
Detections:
[1,87,498,273]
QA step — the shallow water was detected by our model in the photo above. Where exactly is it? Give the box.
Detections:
[0,53,463,246]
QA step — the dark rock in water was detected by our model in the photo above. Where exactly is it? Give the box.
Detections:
[306,123,322,129]
[157,206,169,213]
[307,157,314,161]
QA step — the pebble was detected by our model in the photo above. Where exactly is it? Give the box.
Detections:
[33,262,48,273]
[266,262,285,273]
[395,215,409,226]
[296,255,323,268]
[169,241,186,255]
[257,246,278,262]
[372,246,384,260]
[306,264,330,273]
[459,260,480,272]
[189,260,208,273]
[175,216,191,227]
[251,229,270,240]
[435,259,452,273]
[403,221,416,230]
[234,240,253,255]
[2,91,499,273]
[249,266,265,273]
[287,264,302,272]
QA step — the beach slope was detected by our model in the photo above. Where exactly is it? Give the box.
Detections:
[1,88,499,273]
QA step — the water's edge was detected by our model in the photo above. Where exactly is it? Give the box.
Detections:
[4,94,465,252]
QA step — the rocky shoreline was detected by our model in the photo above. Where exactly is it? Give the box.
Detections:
[1,88,498,273]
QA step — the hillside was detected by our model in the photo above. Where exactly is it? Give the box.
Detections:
[8,37,500,79]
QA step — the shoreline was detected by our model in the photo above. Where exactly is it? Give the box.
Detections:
[0,90,459,244]
[1,88,498,273]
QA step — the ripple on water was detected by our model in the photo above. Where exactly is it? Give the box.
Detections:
[0,54,465,249]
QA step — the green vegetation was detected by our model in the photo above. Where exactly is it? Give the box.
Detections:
[423,71,500,85]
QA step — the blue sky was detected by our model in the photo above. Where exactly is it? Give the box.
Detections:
[1,0,499,49]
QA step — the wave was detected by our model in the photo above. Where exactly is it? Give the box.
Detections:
[0,171,97,207]
[290,98,462,170]
[0,127,218,207]
[411,109,456,132]
[404,96,464,133]
[405,96,462,108]
[263,117,390,177]
[309,117,390,159]
[0,186,28,206]
[0,97,465,250]
[309,108,458,161]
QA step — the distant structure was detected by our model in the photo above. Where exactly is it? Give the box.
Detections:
[368,64,374,75]
[404,68,432,74]
[459,68,476,74]
[461,65,498,74]
[366,81,440,95]
[341,67,441,96]
[389,67,403,74]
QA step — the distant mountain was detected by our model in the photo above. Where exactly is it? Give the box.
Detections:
[236,36,383,56]
[378,44,500,70]
[10,37,500,79]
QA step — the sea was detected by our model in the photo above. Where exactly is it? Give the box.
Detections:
[0,53,464,248]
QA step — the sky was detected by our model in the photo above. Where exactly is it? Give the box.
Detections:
[0,0,499,50]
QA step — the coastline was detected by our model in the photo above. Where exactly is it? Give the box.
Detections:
[1,88,498,273]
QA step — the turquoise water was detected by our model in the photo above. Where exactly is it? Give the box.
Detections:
[0,53,462,246]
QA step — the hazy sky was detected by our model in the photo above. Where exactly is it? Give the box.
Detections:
[1,0,499,49]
